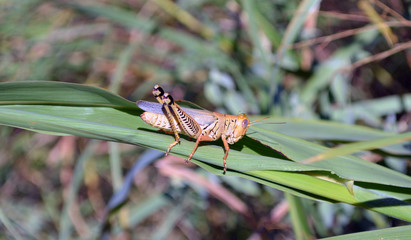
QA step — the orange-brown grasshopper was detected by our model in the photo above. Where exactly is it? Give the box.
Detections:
[137,85,266,173]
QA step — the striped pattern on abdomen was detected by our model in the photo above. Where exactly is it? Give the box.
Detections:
[200,118,221,140]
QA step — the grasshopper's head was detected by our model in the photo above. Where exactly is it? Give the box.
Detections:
[230,113,250,143]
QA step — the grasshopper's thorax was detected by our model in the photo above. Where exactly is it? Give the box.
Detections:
[222,113,249,144]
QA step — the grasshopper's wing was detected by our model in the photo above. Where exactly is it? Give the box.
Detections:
[137,100,164,114]
[137,100,216,125]
[181,108,216,126]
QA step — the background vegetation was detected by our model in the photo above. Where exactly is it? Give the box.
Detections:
[0,0,410,239]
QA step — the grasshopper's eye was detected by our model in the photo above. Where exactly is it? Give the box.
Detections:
[242,119,248,129]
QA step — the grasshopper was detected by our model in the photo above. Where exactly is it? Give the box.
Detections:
[137,85,254,173]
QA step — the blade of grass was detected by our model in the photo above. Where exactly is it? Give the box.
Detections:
[272,0,321,108]
[153,0,214,39]
[243,0,272,79]
[151,203,185,240]
[249,126,411,188]
[250,116,411,155]
[286,194,314,240]
[320,225,411,240]
[304,131,411,164]
[330,94,411,122]
[0,81,136,108]
[0,207,24,240]
[300,44,361,106]
[110,193,170,236]
[59,140,99,240]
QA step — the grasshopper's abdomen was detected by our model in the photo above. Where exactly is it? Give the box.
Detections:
[140,112,182,133]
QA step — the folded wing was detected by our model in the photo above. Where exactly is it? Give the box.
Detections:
[137,100,216,126]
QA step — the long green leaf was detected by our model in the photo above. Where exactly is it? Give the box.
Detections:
[304,131,411,163]
[253,117,410,155]
[249,126,411,188]
[320,225,411,240]
[1,81,410,221]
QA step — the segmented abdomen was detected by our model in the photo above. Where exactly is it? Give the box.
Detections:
[140,112,182,133]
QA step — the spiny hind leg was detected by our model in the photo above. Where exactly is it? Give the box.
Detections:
[163,109,181,156]
[152,85,181,155]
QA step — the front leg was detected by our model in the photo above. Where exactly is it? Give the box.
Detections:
[221,136,230,174]
[187,135,229,174]
[187,135,214,162]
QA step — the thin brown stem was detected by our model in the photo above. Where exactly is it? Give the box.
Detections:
[374,0,408,22]
[349,41,411,71]
[291,21,411,49]
[318,11,371,22]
